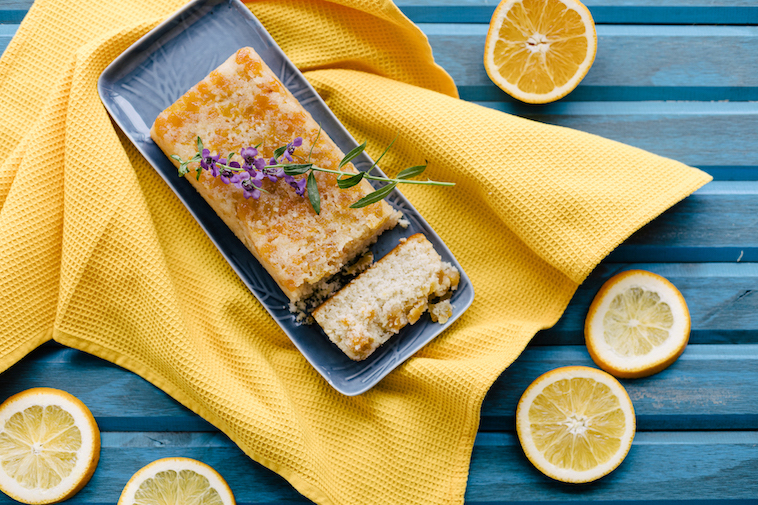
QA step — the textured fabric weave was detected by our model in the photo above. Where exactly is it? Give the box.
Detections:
[0,1,710,504]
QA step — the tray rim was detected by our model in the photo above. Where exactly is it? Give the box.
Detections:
[96,0,474,396]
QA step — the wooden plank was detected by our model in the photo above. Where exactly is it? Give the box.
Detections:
[399,0,758,24]
[480,344,758,432]
[539,263,758,346]
[421,24,758,102]
[0,32,756,174]
[467,431,758,503]
[18,27,750,169]
[0,344,214,432]
[2,342,757,433]
[4,23,758,103]
[3,23,758,106]
[0,24,15,54]
[473,104,758,174]
[0,0,756,25]
[0,0,29,24]
[0,430,755,504]
[612,182,758,260]
[23,433,309,505]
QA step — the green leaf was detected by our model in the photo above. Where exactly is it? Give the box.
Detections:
[283,164,313,175]
[195,165,202,180]
[274,145,288,160]
[397,164,427,180]
[350,182,397,208]
[337,172,365,189]
[367,135,396,172]
[338,141,367,169]
[196,136,204,154]
[227,152,235,160]
[307,172,321,215]
[190,153,202,162]
[177,162,190,177]
[170,154,183,162]
[308,125,322,162]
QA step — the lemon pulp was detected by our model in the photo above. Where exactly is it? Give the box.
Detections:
[603,287,674,357]
[529,377,627,471]
[0,406,83,490]
[134,469,224,505]
[494,0,589,92]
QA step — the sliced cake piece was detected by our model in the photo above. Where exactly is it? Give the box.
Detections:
[150,47,401,303]
[313,234,460,361]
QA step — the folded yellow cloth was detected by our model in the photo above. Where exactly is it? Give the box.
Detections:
[0,0,710,504]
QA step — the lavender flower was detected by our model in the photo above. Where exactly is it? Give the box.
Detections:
[264,157,280,182]
[230,169,249,185]
[219,161,241,184]
[240,178,261,200]
[284,174,307,196]
[200,149,219,174]
[208,154,224,178]
[281,137,302,162]
[252,170,265,187]
[240,146,258,167]
[251,157,266,173]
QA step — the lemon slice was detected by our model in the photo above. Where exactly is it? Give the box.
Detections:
[0,388,100,504]
[484,0,597,103]
[585,269,691,378]
[516,366,635,483]
[118,457,235,505]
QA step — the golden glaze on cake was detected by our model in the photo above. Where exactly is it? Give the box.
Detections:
[150,48,400,302]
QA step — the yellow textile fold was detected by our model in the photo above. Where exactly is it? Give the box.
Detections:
[0,1,710,504]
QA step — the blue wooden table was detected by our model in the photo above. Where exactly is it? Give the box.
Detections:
[1,0,758,503]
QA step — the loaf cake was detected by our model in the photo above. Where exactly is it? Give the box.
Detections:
[150,48,401,303]
[312,234,460,361]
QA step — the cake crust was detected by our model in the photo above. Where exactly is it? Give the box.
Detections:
[150,48,400,302]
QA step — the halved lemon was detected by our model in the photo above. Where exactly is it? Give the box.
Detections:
[118,457,235,505]
[0,388,100,504]
[484,0,597,103]
[516,366,635,483]
[585,270,690,378]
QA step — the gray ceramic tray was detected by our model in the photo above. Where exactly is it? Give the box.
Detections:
[97,0,474,395]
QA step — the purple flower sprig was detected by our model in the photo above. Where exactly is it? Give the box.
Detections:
[170,133,454,215]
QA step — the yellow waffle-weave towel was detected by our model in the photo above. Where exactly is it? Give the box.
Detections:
[0,0,710,504]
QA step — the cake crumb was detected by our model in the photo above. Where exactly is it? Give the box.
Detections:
[429,299,453,324]
[313,233,459,361]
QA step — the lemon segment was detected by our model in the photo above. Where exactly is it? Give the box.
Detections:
[0,388,100,504]
[585,270,691,378]
[484,0,597,103]
[516,366,635,483]
[118,457,235,505]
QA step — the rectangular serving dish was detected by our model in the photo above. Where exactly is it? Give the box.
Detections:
[97,0,474,395]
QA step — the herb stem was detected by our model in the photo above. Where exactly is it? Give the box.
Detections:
[271,164,455,186]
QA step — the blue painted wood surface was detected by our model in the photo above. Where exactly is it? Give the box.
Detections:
[1,1,757,504]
